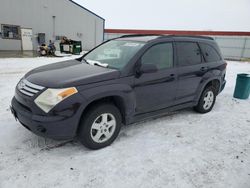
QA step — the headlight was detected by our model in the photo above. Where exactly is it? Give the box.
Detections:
[34,87,78,113]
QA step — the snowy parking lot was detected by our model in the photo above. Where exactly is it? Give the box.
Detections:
[0,57,250,188]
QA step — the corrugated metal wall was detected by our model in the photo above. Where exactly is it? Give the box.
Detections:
[214,36,250,59]
[105,32,250,60]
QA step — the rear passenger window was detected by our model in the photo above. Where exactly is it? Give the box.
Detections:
[176,42,202,66]
[141,43,173,69]
[200,43,221,62]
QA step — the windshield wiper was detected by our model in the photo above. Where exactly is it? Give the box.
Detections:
[85,59,109,68]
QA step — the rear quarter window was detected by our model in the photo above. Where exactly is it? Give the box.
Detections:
[199,43,221,62]
[176,42,202,66]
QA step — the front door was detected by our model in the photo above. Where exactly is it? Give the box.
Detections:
[134,42,177,114]
[21,28,33,51]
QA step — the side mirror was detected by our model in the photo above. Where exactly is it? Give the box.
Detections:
[140,63,158,74]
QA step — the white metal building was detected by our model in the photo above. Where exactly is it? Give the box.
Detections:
[0,0,105,51]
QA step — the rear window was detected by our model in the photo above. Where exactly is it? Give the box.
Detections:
[200,43,221,62]
[176,42,202,66]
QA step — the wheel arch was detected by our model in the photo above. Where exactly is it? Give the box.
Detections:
[194,78,221,105]
[81,95,129,124]
[77,84,136,130]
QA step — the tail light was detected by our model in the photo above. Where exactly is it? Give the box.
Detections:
[221,61,227,69]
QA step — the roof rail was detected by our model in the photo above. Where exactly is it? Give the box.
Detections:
[120,34,163,38]
[162,35,214,40]
[119,34,214,40]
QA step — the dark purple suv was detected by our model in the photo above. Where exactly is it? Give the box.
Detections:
[11,35,226,149]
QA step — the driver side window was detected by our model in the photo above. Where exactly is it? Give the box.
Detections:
[141,43,173,69]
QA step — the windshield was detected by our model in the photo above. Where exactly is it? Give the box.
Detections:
[83,40,145,70]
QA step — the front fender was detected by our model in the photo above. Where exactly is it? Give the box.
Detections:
[78,84,136,123]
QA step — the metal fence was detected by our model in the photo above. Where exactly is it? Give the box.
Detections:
[213,36,250,60]
[104,33,250,60]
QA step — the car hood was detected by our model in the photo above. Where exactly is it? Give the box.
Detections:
[25,60,120,88]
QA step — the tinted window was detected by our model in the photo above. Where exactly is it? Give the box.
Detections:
[141,43,173,69]
[200,43,221,62]
[176,42,202,66]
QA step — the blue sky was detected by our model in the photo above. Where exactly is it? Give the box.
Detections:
[74,0,250,31]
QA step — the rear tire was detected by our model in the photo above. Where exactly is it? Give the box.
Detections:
[194,86,216,113]
[78,103,122,150]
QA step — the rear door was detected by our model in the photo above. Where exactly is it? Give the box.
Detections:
[174,41,205,104]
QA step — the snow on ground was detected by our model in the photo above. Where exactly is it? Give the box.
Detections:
[0,57,249,188]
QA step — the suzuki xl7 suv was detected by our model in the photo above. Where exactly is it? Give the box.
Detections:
[11,35,226,149]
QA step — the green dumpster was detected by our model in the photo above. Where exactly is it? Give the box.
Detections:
[233,73,250,99]
[72,41,82,55]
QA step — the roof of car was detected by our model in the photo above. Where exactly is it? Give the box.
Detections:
[116,35,161,42]
[115,34,214,42]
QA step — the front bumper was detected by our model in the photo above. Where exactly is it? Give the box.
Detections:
[11,95,84,140]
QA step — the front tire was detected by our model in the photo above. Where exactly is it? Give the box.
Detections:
[194,86,216,113]
[78,103,122,150]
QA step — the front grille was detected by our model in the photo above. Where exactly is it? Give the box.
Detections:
[17,79,45,97]
[13,97,32,113]
[17,99,32,112]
